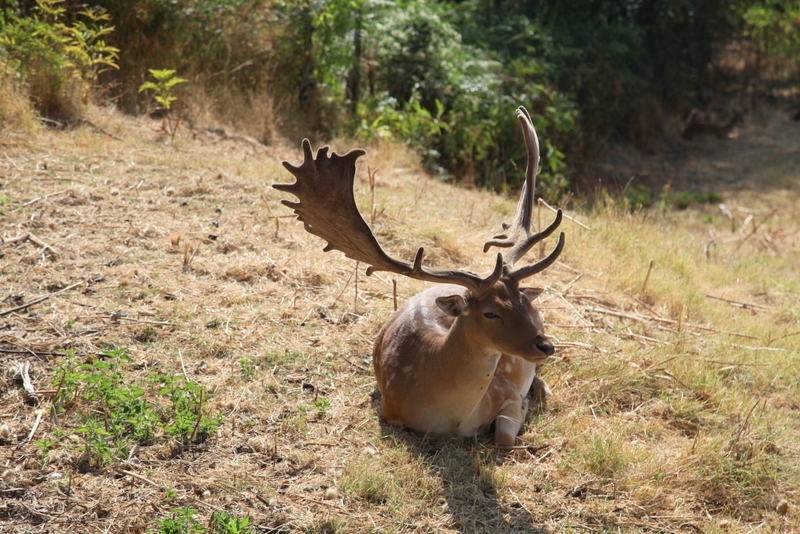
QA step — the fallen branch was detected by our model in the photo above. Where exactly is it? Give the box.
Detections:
[705,293,768,310]
[584,305,758,339]
[0,280,84,317]
[27,233,58,257]
[726,343,787,353]
[106,312,173,326]
[23,189,68,207]
[14,409,46,450]
[538,198,591,230]
[0,234,30,248]
[0,295,50,317]
[0,349,67,357]
[117,468,164,489]
[0,232,58,258]
[78,119,124,141]
[3,151,22,171]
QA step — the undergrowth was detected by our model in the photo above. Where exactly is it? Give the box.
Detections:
[49,347,222,471]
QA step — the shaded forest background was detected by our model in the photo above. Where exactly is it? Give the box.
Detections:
[2,0,800,198]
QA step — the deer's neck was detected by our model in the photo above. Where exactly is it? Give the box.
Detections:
[426,316,503,415]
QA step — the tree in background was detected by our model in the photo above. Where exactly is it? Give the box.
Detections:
[3,0,799,197]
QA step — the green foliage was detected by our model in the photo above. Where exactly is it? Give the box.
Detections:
[139,68,188,140]
[313,397,331,419]
[52,347,222,468]
[624,185,722,212]
[210,512,254,534]
[238,358,254,380]
[625,185,657,211]
[734,1,800,56]
[290,2,577,198]
[153,507,205,534]
[13,0,797,197]
[138,69,187,111]
[0,0,119,118]
[158,373,222,445]
[152,509,254,534]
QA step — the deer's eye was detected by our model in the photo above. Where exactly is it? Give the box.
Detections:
[484,312,499,319]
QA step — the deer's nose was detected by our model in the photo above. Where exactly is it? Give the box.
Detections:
[534,336,555,356]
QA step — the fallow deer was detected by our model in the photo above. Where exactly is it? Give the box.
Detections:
[275,106,564,446]
[682,109,744,140]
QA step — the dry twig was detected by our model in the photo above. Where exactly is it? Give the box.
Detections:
[705,293,768,310]
[538,198,591,230]
[0,280,83,316]
[14,409,46,450]
[22,189,68,206]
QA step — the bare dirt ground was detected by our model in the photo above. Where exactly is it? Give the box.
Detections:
[1,106,799,533]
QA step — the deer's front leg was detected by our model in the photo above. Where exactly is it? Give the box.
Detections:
[494,396,526,447]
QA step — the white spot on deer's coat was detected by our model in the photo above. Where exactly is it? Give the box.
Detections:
[503,363,513,373]
[402,365,413,374]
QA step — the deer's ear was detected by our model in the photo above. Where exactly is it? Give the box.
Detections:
[436,295,470,317]
[521,287,544,301]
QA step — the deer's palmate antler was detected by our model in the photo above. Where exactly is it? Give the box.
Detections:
[275,106,565,446]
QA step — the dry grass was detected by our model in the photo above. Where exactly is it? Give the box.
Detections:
[0,78,37,133]
[1,106,798,533]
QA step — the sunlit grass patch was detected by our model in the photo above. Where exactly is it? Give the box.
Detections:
[1,108,798,533]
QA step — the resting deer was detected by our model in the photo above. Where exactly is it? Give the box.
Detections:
[682,109,744,140]
[275,106,564,447]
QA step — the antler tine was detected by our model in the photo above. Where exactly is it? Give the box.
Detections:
[275,139,503,295]
[483,106,544,267]
[508,231,566,283]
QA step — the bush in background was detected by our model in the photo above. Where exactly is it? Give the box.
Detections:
[0,0,119,123]
[3,0,800,199]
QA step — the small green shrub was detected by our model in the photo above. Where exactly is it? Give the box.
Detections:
[0,0,119,120]
[153,507,205,534]
[210,512,254,534]
[238,359,255,380]
[626,185,655,211]
[51,347,223,468]
[674,191,693,210]
[138,68,187,140]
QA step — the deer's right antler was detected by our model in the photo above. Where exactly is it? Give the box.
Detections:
[275,140,503,295]
[483,106,565,282]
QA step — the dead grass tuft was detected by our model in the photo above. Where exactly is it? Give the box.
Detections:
[0,77,37,134]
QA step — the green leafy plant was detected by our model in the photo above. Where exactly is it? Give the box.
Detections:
[313,397,331,419]
[210,512,254,534]
[49,347,222,468]
[159,375,222,445]
[153,507,205,534]
[625,185,655,211]
[238,359,254,380]
[138,68,187,140]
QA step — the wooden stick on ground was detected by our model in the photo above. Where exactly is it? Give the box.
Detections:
[641,260,654,294]
[23,189,68,206]
[14,409,46,450]
[0,232,58,258]
[705,293,768,310]
[583,305,758,339]
[0,234,31,248]
[0,280,84,317]
[538,198,591,230]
